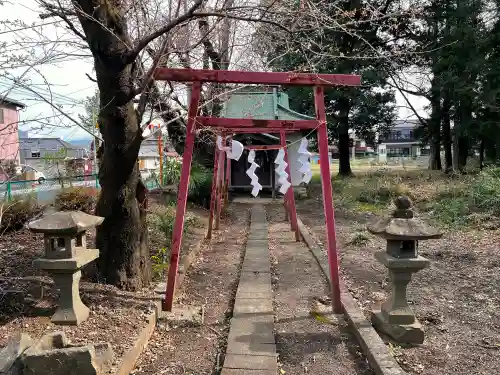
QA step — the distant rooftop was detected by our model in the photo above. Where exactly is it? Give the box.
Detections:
[20,137,79,150]
[0,97,26,109]
[393,119,421,129]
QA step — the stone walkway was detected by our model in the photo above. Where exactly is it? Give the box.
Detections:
[221,205,277,375]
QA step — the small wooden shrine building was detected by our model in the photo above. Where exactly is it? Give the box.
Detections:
[223,86,314,194]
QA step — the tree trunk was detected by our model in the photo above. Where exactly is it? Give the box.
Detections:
[74,3,152,290]
[442,92,453,172]
[337,100,353,177]
[458,135,469,171]
[428,76,442,170]
[94,60,152,290]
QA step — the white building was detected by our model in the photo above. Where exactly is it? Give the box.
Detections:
[377,120,428,162]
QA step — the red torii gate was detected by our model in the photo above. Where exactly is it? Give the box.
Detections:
[154,68,361,313]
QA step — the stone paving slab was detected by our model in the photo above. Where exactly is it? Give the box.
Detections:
[238,270,272,286]
[233,298,274,317]
[223,205,277,373]
[235,288,273,300]
[241,257,271,273]
[223,354,278,370]
[226,341,277,357]
[220,368,277,375]
[228,317,275,339]
[227,325,275,346]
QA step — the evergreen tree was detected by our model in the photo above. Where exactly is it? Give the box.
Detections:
[262,0,398,176]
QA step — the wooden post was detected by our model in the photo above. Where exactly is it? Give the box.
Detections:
[280,131,300,242]
[158,128,163,186]
[224,135,232,208]
[215,144,225,230]
[271,150,276,200]
[163,82,202,312]
[314,85,341,314]
[206,145,220,239]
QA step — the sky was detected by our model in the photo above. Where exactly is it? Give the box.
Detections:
[0,0,429,142]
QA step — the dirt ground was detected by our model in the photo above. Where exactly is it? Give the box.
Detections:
[297,195,500,375]
[267,205,374,375]
[0,201,207,372]
[132,204,250,375]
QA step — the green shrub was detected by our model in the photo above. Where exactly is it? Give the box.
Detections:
[151,206,200,279]
[151,247,169,280]
[470,167,500,214]
[55,187,98,214]
[163,158,213,207]
[430,196,470,228]
[1,197,43,232]
[155,206,200,243]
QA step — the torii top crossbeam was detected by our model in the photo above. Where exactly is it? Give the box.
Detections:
[154,68,361,86]
[154,68,361,314]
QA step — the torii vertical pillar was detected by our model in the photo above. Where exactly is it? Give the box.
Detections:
[163,82,202,312]
[215,141,225,230]
[206,144,220,240]
[280,131,300,242]
[314,86,341,313]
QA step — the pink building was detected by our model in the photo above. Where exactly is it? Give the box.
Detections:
[0,97,25,163]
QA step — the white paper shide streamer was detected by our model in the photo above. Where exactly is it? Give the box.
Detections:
[216,135,244,161]
[274,148,291,194]
[297,138,313,184]
[246,150,262,197]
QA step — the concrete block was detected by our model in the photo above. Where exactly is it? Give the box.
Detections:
[158,305,204,326]
[21,332,113,375]
[22,346,97,375]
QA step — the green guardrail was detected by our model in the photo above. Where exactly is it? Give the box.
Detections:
[1,174,161,202]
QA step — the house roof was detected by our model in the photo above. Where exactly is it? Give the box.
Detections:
[393,119,421,129]
[0,97,26,109]
[19,137,79,149]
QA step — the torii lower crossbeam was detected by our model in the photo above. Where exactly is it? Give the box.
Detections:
[156,68,361,314]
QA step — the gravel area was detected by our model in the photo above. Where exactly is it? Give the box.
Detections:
[132,204,250,375]
[267,205,373,375]
[0,201,207,372]
[297,195,500,375]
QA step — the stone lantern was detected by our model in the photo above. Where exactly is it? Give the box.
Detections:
[29,211,104,325]
[367,196,442,344]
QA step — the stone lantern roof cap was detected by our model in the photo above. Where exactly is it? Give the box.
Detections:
[28,211,104,236]
[367,196,443,240]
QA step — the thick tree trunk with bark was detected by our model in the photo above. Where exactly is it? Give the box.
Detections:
[75,2,151,290]
[94,63,151,290]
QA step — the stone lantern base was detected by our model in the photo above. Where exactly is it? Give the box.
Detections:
[34,250,99,325]
[371,311,424,344]
[370,251,430,345]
